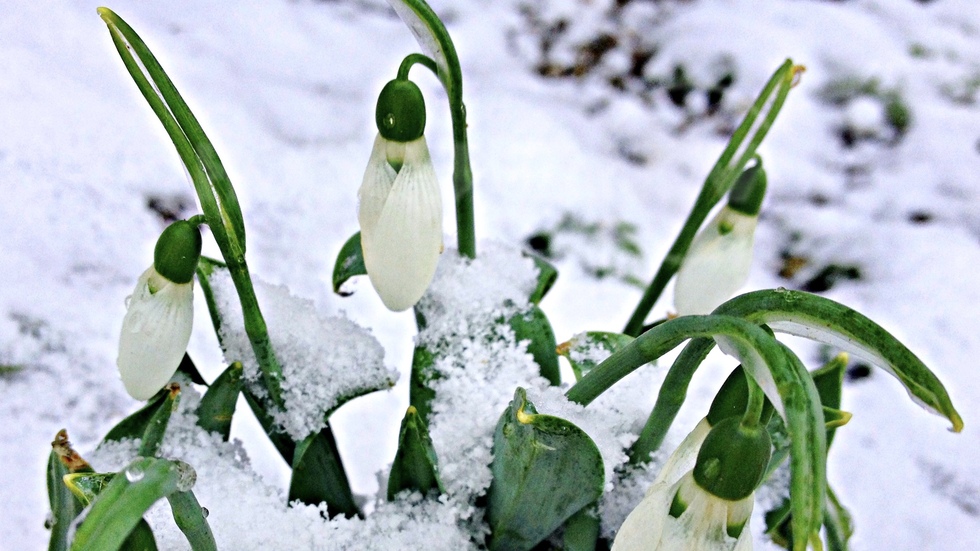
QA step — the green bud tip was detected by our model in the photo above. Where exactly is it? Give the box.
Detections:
[726,160,767,216]
[692,417,772,501]
[376,79,426,142]
[153,220,203,284]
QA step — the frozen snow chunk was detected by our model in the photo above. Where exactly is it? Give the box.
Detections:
[208,267,395,441]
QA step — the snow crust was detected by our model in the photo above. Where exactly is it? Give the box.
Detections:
[210,267,394,441]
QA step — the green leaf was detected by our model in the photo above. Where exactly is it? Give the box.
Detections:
[565,315,827,549]
[61,473,159,551]
[562,503,600,551]
[408,344,438,423]
[487,388,604,551]
[64,473,116,505]
[332,232,366,296]
[103,390,169,444]
[69,457,189,551]
[526,253,558,304]
[289,426,359,518]
[715,289,963,432]
[385,0,463,106]
[387,406,444,500]
[243,389,295,466]
[177,353,209,387]
[196,362,244,440]
[196,256,228,348]
[824,485,854,551]
[46,451,79,551]
[98,9,246,258]
[120,519,159,551]
[167,490,217,551]
[508,306,561,386]
[557,332,635,382]
[138,383,182,457]
[812,353,848,447]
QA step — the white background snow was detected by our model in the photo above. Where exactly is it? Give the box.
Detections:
[1,0,978,549]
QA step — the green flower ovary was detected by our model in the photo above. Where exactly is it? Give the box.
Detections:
[375,79,426,143]
[153,220,203,284]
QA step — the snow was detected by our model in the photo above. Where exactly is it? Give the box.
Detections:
[209,266,394,441]
[3,0,980,549]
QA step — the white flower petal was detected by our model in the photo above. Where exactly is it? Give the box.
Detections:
[674,207,758,316]
[653,418,712,486]
[611,480,672,550]
[359,136,443,311]
[117,267,194,400]
[357,134,398,235]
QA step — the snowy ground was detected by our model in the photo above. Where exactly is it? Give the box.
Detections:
[2,0,979,549]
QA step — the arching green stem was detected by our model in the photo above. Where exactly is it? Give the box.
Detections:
[397,53,438,81]
[741,376,766,429]
[387,0,476,258]
[623,60,801,336]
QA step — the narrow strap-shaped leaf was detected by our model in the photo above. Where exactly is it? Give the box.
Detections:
[196,256,228,347]
[332,232,366,296]
[526,253,558,305]
[289,426,360,518]
[243,389,295,465]
[824,485,854,551]
[408,344,438,423]
[69,457,189,551]
[62,471,159,551]
[177,353,209,387]
[98,9,245,257]
[715,289,963,431]
[196,362,244,440]
[565,315,826,547]
[103,390,169,443]
[167,491,217,551]
[64,473,116,505]
[557,331,635,382]
[46,450,78,551]
[623,60,799,336]
[139,383,181,457]
[508,306,560,386]
[487,388,604,551]
[387,406,444,500]
[119,519,159,551]
[562,503,600,551]
[812,353,847,448]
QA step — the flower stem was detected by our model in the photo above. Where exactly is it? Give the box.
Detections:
[226,255,284,407]
[741,376,765,429]
[387,0,477,258]
[397,53,438,81]
[622,60,800,337]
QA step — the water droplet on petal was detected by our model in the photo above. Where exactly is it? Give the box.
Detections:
[124,294,133,308]
[201,506,209,518]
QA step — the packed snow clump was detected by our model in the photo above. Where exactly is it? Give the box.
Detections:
[208,267,395,441]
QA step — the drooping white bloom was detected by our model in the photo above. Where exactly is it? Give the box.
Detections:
[117,266,194,400]
[358,133,443,312]
[612,471,754,551]
[612,418,755,551]
[674,206,758,316]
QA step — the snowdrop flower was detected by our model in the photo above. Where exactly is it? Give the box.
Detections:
[674,162,767,315]
[117,220,202,400]
[358,78,442,312]
[613,417,771,551]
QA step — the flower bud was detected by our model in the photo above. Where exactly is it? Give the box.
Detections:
[375,79,426,143]
[693,417,772,501]
[153,220,202,284]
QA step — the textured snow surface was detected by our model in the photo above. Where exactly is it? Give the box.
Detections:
[3,0,980,549]
[209,266,394,441]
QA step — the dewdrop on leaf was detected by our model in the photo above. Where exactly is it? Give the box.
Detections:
[358,78,443,311]
[117,220,202,400]
[673,161,766,316]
